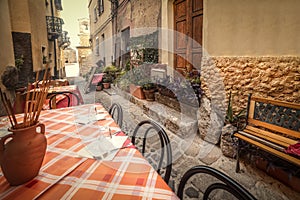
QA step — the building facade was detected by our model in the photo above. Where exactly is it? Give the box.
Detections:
[0,0,71,116]
[88,0,300,144]
[0,0,69,89]
[88,0,113,68]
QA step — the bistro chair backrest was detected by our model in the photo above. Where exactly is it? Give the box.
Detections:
[48,91,80,109]
[108,103,123,128]
[131,120,172,184]
[177,165,257,200]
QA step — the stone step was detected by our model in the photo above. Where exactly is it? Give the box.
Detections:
[113,86,198,138]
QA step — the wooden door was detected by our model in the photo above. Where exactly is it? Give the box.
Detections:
[174,0,203,73]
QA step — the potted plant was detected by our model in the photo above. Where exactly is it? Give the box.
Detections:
[102,74,112,89]
[221,91,246,158]
[96,81,103,91]
[129,67,146,99]
[142,82,156,101]
[130,83,145,99]
[102,65,119,79]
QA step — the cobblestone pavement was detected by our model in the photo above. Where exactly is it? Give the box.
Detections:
[73,77,300,200]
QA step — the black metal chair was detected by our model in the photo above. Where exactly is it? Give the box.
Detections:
[131,120,172,184]
[48,91,80,109]
[108,103,123,127]
[177,165,257,200]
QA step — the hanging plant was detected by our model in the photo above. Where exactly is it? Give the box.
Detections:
[15,55,24,71]
[1,66,19,90]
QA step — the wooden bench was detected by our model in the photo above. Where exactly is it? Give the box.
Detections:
[234,94,300,172]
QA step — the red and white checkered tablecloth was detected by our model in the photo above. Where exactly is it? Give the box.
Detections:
[0,104,179,200]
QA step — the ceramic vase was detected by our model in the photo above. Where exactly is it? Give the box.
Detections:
[0,123,47,186]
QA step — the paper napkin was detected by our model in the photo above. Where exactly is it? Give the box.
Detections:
[74,114,106,124]
[78,135,128,160]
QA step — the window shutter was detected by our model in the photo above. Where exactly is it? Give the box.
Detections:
[98,0,104,16]
[54,0,63,11]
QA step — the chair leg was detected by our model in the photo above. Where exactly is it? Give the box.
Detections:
[236,139,240,173]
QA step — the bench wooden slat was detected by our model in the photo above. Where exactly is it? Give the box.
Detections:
[235,133,300,167]
[236,131,286,151]
[244,126,298,147]
[251,96,300,110]
[248,118,300,139]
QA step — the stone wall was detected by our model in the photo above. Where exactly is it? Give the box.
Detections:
[202,56,300,114]
[198,56,300,144]
[116,0,161,31]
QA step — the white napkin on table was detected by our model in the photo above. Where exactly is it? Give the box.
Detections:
[78,135,128,160]
[0,128,10,138]
[74,114,107,124]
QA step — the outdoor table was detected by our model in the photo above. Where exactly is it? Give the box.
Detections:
[0,104,178,199]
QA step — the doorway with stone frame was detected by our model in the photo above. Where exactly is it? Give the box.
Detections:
[173,0,203,75]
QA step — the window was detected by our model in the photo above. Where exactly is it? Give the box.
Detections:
[55,0,63,10]
[100,34,105,60]
[95,37,99,56]
[121,27,130,65]
[98,0,104,16]
[94,6,98,22]
[121,27,130,53]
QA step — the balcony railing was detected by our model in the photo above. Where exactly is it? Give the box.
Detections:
[46,16,64,40]
[58,31,70,49]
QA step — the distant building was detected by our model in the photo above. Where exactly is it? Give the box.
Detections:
[76,18,92,76]
[63,47,77,64]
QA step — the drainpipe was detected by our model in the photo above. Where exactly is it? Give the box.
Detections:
[50,0,58,78]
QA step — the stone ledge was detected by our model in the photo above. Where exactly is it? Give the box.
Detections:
[113,86,198,138]
[155,93,199,119]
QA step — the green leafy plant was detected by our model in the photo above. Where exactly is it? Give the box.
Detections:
[129,67,145,86]
[117,78,131,91]
[103,65,118,74]
[225,91,246,129]
[15,55,24,70]
[102,74,113,83]
[97,81,103,86]
[142,82,156,90]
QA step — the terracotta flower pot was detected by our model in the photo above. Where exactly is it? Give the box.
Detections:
[143,89,156,101]
[130,84,145,99]
[96,84,103,91]
[103,82,110,89]
[0,123,47,186]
